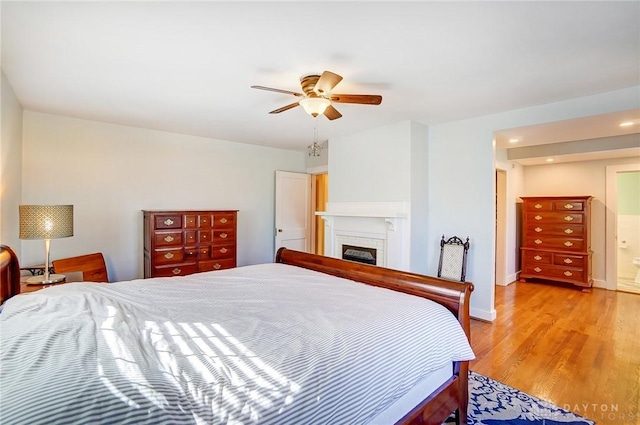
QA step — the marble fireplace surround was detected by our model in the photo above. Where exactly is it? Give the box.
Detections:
[316,202,411,271]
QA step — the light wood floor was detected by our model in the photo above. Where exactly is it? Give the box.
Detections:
[469,281,640,425]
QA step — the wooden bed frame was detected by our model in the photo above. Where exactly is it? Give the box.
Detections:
[0,245,473,425]
[276,247,474,425]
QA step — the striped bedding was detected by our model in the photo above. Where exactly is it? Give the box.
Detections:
[0,263,474,425]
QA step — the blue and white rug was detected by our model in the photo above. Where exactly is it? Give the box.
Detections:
[448,371,595,424]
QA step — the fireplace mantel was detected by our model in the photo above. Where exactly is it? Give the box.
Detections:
[318,202,411,271]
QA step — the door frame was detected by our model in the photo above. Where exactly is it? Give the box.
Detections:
[605,163,640,290]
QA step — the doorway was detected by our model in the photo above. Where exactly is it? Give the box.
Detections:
[311,173,328,255]
[495,169,507,286]
[605,164,640,294]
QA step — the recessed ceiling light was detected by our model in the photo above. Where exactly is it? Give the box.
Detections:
[509,138,520,143]
[546,158,554,163]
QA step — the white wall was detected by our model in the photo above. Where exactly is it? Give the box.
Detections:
[522,156,640,288]
[410,121,429,275]
[427,86,639,321]
[329,121,412,202]
[20,112,306,281]
[0,72,23,251]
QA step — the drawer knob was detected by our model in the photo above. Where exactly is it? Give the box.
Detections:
[214,263,221,270]
[172,268,181,275]
[534,255,542,261]
[564,258,573,264]
[564,228,574,234]
[534,239,542,244]
[202,250,208,254]
[220,218,228,224]
[187,250,195,255]
[164,235,174,242]
[220,233,228,239]
[534,203,543,209]
[564,204,574,209]
[564,241,574,247]
[534,267,542,272]
[564,216,574,222]
[534,227,542,233]
[163,218,174,226]
[220,247,228,254]
[564,271,573,277]
[164,252,174,259]
[535,215,542,221]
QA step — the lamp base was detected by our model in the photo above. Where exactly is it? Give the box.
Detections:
[25,274,66,285]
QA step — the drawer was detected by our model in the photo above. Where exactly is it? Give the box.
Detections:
[198,246,211,260]
[199,214,213,228]
[154,231,183,247]
[185,231,197,244]
[154,248,185,264]
[527,212,585,224]
[211,243,236,259]
[523,250,552,264]
[184,247,198,259]
[553,200,585,212]
[199,230,213,243]
[525,223,585,237]
[525,236,585,251]
[198,258,236,272]
[213,229,234,243]
[185,214,198,229]
[553,254,585,268]
[525,265,585,282]
[525,200,553,211]
[213,212,236,228]
[154,214,182,229]
[152,263,198,277]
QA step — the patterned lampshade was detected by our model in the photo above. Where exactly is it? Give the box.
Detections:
[19,205,74,240]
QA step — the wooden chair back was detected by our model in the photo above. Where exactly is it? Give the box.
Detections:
[52,253,109,283]
[0,245,21,304]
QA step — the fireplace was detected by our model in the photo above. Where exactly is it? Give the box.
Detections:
[316,201,411,271]
[342,244,377,265]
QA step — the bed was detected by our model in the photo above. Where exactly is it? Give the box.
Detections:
[0,245,474,425]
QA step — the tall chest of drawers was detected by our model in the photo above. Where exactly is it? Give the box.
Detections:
[519,196,593,288]
[143,210,237,278]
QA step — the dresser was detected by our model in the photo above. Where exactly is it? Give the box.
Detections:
[143,210,237,278]
[519,196,593,288]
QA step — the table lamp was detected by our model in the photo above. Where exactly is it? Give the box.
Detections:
[19,205,74,284]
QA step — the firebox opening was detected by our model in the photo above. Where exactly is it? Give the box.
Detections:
[342,244,377,265]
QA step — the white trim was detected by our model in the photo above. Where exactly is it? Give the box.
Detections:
[470,307,497,322]
[605,163,640,291]
[306,165,328,175]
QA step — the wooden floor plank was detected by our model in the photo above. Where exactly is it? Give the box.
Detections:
[470,281,640,425]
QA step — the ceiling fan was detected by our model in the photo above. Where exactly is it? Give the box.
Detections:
[251,70,382,120]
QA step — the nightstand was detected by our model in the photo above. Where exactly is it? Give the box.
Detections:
[19,271,83,294]
[20,276,66,293]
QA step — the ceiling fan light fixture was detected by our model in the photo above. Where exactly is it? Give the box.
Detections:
[299,97,331,117]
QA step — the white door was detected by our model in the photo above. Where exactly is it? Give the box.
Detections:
[275,171,311,254]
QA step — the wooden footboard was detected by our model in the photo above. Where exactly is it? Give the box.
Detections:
[275,248,473,425]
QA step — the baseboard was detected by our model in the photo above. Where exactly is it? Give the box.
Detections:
[592,278,614,290]
[471,307,496,322]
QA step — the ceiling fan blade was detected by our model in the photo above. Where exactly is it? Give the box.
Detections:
[269,102,300,114]
[314,71,343,96]
[323,105,342,120]
[251,85,303,97]
[330,94,382,105]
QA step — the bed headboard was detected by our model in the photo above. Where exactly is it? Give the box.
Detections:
[0,245,21,305]
[275,248,474,339]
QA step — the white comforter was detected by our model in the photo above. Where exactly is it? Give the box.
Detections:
[0,263,474,425]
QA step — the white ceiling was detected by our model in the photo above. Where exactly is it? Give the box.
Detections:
[2,1,640,155]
